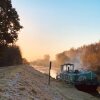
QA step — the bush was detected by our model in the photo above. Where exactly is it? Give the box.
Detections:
[22,58,29,65]
[0,45,22,67]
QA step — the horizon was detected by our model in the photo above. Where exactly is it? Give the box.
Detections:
[12,0,100,61]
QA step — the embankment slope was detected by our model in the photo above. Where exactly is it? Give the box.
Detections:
[0,65,99,100]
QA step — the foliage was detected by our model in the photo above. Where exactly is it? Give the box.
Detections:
[22,58,29,65]
[82,43,100,71]
[55,52,70,67]
[0,45,22,67]
[0,0,23,67]
[0,0,22,46]
[32,55,50,67]
[54,42,100,75]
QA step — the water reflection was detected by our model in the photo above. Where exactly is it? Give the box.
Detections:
[31,65,58,79]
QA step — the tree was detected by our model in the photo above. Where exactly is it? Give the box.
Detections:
[82,43,100,70]
[0,0,23,67]
[0,0,22,46]
[55,52,70,67]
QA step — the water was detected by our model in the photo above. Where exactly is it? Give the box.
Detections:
[31,65,58,79]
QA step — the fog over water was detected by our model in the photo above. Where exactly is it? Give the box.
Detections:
[31,65,59,79]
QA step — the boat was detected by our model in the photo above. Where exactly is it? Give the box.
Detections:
[56,63,99,92]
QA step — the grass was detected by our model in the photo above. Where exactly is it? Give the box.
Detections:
[0,88,3,92]
[18,86,25,91]
[31,88,37,95]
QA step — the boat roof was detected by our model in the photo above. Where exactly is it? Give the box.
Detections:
[61,63,74,66]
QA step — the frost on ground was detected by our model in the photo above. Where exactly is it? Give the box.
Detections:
[0,65,99,100]
[0,65,64,100]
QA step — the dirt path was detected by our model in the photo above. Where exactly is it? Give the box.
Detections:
[0,65,99,100]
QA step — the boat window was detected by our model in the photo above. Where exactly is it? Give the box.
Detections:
[63,65,67,71]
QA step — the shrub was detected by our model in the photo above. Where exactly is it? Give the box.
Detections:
[0,45,22,67]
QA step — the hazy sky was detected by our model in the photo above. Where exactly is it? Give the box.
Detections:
[12,0,100,61]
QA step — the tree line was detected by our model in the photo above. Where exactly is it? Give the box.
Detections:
[32,41,100,76]
[0,0,23,67]
[55,42,100,75]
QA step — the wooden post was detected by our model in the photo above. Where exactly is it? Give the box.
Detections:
[48,61,52,85]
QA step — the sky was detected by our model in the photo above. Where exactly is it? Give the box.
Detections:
[12,0,100,61]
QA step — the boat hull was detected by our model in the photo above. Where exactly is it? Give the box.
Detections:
[75,80,99,92]
[75,83,98,93]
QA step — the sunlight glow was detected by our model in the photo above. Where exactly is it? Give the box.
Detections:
[12,0,100,61]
